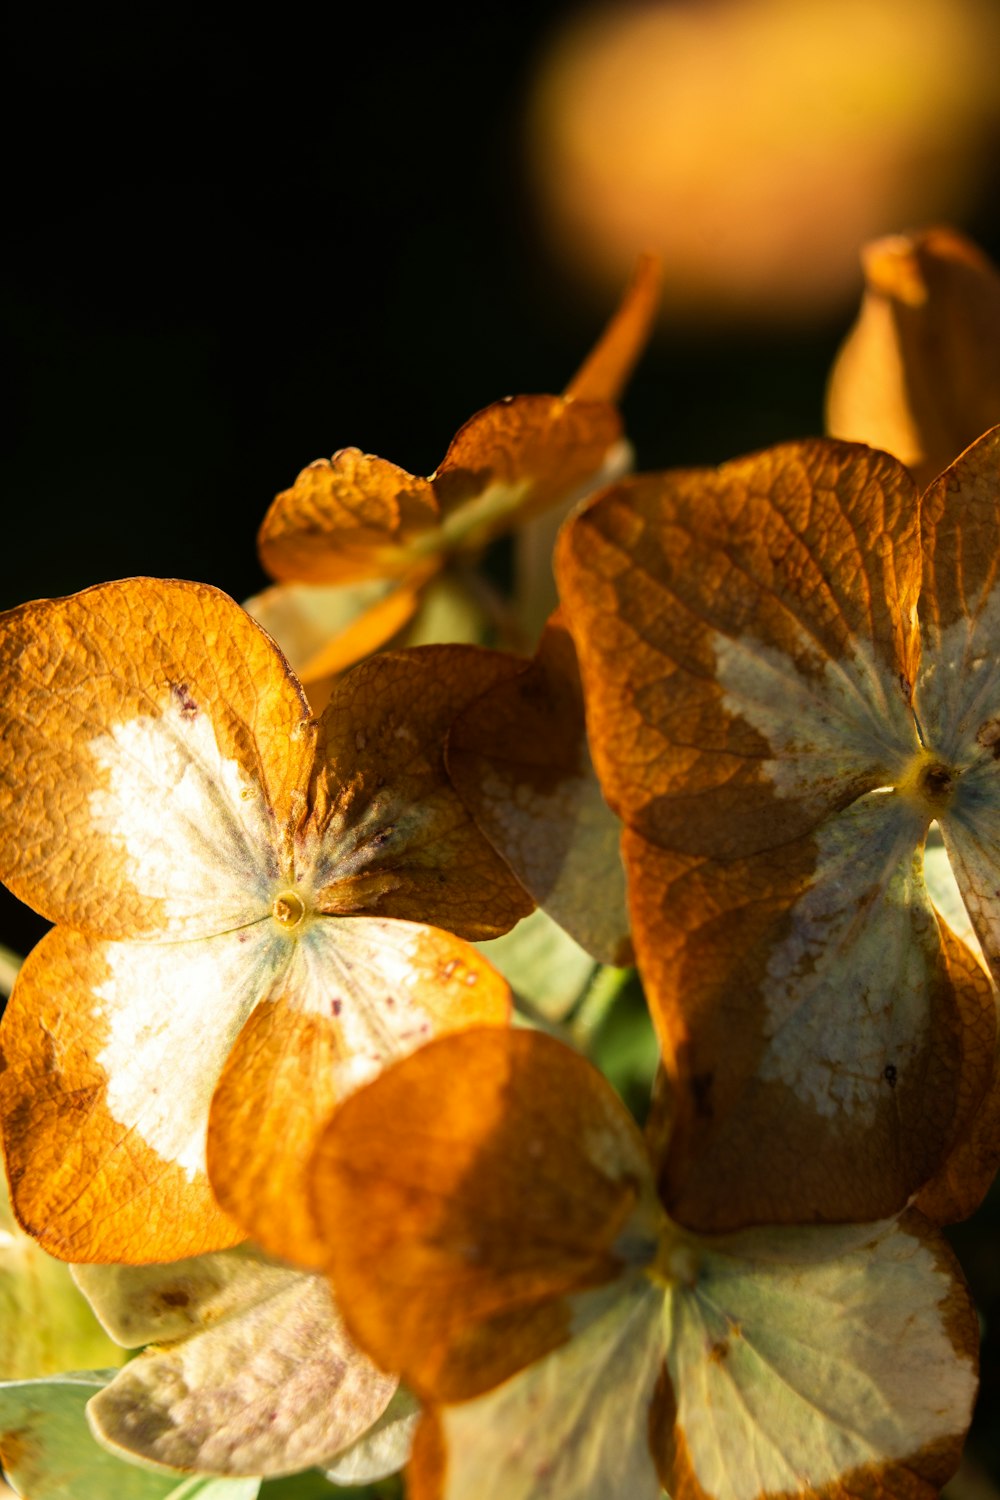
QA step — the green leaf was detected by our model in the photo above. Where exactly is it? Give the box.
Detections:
[0,1373,260,1500]
[0,1189,124,1381]
[476,908,596,1022]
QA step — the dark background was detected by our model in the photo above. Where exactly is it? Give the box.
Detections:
[5,2,1000,1486]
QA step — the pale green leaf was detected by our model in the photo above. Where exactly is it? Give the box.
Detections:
[0,1373,260,1500]
[475,908,596,1022]
[0,1187,123,1381]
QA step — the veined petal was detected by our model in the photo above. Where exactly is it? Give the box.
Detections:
[79,1246,397,1478]
[408,1278,665,1500]
[208,917,511,1267]
[555,441,922,851]
[323,1385,420,1485]
[309,1028,661,1401]
[629,788,995,1229]
[305,646,533,939]
[0,923,290,1262]
[431,394,624,545]
[0,579,312,939]
[916,426,1000,762]
[258,448,441,585]
[656,1214,978,1500]
[447,614,632,966]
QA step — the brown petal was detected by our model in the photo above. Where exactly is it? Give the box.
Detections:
[306,645,534,939]
[447,612,631,964]
[628,822,995,1231]
[309,1027,660,1402]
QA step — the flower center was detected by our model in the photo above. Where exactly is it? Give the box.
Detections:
[271,889,307,931]
[646,1222,701,1289]
[897,752,958,814]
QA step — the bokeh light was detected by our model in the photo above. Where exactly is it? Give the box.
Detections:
[530,0,1000,325]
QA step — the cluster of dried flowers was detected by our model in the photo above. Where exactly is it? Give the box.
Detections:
[0,232,999,1500]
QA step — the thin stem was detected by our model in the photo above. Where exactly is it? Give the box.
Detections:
[570,963,634,1051]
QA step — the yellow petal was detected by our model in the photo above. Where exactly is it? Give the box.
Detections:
[827,227,1000,489]
[0,925,272,1263]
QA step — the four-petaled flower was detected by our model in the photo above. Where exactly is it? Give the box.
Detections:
[307,1026,979,1500]
[0,578,528,1264]
[556,428,1000,1230]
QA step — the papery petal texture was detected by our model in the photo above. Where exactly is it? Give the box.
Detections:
[557,440,1000,1226]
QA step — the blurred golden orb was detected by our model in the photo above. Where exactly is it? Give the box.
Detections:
[529,0,1000,325]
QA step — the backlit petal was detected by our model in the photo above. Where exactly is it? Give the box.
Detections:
[656,1214,978,1500]
[0,579,311,939]
[258,448,441,585]
[309,1028,660,1401]
[306,646,533,939]
[0,924,286,1262]
[827,228,1000,490]
[208,917,511,1268]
